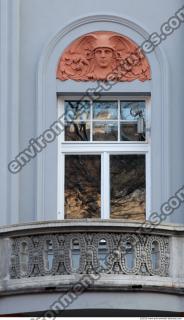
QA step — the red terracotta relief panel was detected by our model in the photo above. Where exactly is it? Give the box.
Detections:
[57,31,151,82]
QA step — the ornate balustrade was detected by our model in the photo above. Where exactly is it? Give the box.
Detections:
[0,220,184,296]
[10,232,169,278]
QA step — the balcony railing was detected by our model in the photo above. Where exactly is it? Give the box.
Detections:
[0,220,184,295]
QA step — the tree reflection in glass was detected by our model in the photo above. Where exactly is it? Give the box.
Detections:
[65,101,90,122]
[110,155,145,220]
[65,122,90,141]
[65,155,101,219]
[120,123,139,141]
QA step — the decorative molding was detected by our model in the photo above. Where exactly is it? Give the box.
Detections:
[36,14,170,221]
[10,232,170,279]
[56,31,151,82]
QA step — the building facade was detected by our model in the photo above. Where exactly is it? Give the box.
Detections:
[0,0,184,316]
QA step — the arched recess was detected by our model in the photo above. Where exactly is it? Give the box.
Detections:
[36,14,170,221]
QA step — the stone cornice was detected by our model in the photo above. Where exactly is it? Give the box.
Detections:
[1,220,184,237]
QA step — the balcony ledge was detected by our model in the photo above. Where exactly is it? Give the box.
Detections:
[1,219,184,236]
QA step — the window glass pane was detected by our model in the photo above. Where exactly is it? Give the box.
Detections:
[120,123,145,141]
[120,101,145,121]
[65,101,90,122]
[110,155,145,220]
[65,122,90,141]
[93,122,118,141]
[65,155,101,219]
[93,101,118,120]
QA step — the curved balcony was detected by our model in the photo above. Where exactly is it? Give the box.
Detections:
[0,220,184,315]
[1,220,184,292]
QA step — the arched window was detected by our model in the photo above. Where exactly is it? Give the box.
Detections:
[57,31,151,220]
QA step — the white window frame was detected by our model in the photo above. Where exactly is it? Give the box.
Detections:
[57,96,151,220]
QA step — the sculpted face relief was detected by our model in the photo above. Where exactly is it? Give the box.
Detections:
[57,31,151,82]
[93,47,114,80]
[94,47,113,68]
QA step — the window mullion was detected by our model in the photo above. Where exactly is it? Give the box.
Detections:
[90,99,93,141]
[146,148,151,219]
[58,152,65,219]
[118,99,120,141]
[101,152,110,219]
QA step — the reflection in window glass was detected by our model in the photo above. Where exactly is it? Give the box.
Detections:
[120,123,145,141]
[93,101,118,120]
[65,122,90,141]
[110,155,145,220]
[120,101,145,121]
[64,100,147,142]
[93,122,118,141]
[120,101,146,141]
[65,101,90,122]
[65,155,101,219]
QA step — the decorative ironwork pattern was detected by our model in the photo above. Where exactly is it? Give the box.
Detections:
[10,232,170,279]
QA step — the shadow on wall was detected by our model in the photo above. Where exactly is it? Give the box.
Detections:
[3,309,184,317]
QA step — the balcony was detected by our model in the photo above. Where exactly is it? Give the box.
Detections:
[0,219,184,297]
